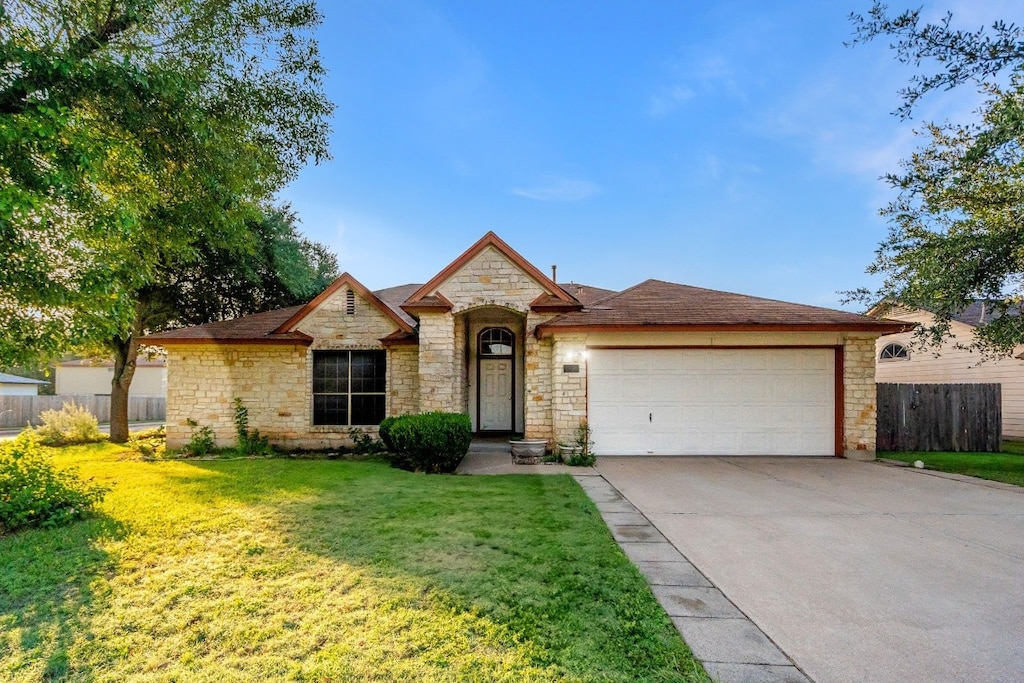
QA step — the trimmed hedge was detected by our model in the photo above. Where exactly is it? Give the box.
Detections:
[381,412,471,474]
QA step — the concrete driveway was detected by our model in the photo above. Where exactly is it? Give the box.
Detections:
[596,457,1024,683]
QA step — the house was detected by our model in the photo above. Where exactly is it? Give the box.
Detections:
[55,358,168,397]
[872,303,1024,440]
[0,372,49,396]
[147,232,907,457]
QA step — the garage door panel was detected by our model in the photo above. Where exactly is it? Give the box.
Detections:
[589,348,835,457]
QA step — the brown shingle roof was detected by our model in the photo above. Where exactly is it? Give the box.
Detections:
[558,282,617,306]
[145,306,312,344]
[538,279,910,333]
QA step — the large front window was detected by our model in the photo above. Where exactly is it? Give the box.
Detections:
[313,351,386,425]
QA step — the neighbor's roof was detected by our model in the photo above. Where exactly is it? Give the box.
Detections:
[537,279,912,334]
[868,299,1017,328]
[953,300,1018,327]
[0,372,49,385]
[57,358,166,368]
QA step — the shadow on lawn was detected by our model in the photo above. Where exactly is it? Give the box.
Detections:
[174,458,706,682]
[0,515,125,682]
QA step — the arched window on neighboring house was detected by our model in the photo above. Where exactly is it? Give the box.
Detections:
[879,343,909,361]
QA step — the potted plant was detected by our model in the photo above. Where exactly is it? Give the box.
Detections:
[564,420,596,467]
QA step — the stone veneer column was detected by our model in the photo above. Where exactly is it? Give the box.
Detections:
[386,346,420,417]
[843,336,877,460]
[523,312,554,442]
[550,334,588,446]
[418,311,458,412]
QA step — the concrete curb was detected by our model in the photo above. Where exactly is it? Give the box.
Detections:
[574,474,814,683]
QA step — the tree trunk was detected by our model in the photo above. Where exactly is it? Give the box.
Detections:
[109,318,143,444]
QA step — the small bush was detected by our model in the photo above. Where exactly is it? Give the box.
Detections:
[127,426,166,460]
[385,412,472,474]
[34,401,104,446]
[0,432,108,534]
[347,427,384,455]
[233,398,273,456]
[181,419,216,457]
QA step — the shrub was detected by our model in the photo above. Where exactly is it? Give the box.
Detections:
[566,420,596,467]
[233,398,273,456]
[34,401,104,446]
[384,412,472,474]
[347,427,384,455]
[378,416,398,452]
[0,432,108,534]
[127,426,166,460]
[181,419,216,457]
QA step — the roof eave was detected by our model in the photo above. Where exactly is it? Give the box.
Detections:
[535,322,915,337]
[146,334,313,347]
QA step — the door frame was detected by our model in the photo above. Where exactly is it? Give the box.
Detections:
[476,327,515,434]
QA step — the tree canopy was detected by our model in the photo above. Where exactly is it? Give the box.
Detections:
[0,1,335,440]
[848,2,1024,357]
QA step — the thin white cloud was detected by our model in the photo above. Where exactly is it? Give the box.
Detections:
[648,53,743,119]
[649,85,695,117]
[511,178,600,202]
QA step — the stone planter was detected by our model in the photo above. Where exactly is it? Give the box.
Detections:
[558,444,582,460]
[510,439,547,464]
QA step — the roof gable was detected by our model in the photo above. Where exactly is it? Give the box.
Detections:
[404,232,576,306]
[275,273,415,335]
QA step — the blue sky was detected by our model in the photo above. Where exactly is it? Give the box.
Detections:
[279,1,1021,311]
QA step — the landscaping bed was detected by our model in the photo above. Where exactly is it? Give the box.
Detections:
[0,443,709,682]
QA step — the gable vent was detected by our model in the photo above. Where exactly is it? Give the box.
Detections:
[345,289,356,315]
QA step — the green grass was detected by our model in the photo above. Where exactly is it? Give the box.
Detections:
[0,444,709,682]
[880,448,1024,486]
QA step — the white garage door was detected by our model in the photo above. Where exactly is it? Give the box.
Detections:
[588,348,836,456]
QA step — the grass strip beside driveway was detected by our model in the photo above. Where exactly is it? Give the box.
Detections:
[881,450,1024,486]
[0,444,708,682]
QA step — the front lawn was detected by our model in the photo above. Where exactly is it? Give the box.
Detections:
[0,444,708,682]
[880,449,1024,486]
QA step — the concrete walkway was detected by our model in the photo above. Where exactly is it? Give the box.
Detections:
[575,474,811,683]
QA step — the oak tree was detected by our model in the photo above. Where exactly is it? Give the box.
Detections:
[848,2,1024,357]
[0,1,333,440]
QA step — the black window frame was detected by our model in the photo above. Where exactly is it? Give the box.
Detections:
[479,327,514,358]
[313,350,386,426]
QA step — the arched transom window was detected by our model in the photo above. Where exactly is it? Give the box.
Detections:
[479,328,514,357]
[879,343,909,361]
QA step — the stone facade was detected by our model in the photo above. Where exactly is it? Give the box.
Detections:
[843,335,878,459]
[387,345,419,417]
[165,343,309,448]
[161,238,888,459]
[549,334,588,445]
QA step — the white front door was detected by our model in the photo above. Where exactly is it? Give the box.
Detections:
[480,359,513,431]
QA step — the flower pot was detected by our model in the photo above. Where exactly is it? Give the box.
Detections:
[510,439,547,464]
[559,444,582,459]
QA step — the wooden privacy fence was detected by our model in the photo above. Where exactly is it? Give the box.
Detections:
[876,383,1001,452]
[0,395,166,429]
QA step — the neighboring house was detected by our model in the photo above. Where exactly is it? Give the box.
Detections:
[147,232,906,457]
[0,372,49,396]
[872,303,1024,440]
[55,358,168,397]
